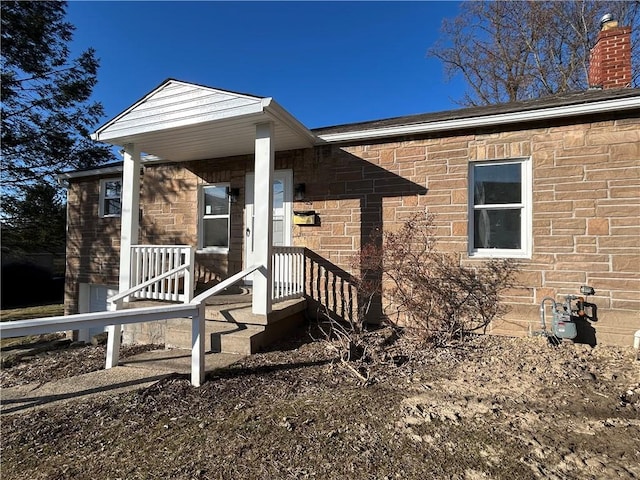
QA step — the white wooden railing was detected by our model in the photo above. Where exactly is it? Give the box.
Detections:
[0,245,308,387]
[272,246,305,302]
[129,245,194,303]
[0,303,203,384]
[108,264,192,311]
[0,265,265,387]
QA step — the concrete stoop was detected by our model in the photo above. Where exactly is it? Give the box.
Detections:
[122,297,307,355]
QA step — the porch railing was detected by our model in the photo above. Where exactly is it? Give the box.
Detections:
[129,245,195,303]
[304,249,357,323]
[0,247,362,387]
[272,246,305,302]
[123,244,303,306]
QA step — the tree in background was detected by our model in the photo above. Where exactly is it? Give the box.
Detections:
[1,183,66,253]
[429,1,640,106]
[1,1,113,252]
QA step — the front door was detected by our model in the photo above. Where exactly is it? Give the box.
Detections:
[244,169,293,277]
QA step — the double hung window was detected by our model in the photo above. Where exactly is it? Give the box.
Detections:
[200,184,230,252]
[99,179,122,217]
[469,158,531,258]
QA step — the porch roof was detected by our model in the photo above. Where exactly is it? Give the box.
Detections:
[91,79,318,162]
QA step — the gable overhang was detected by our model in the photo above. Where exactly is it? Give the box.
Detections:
[91,79,318,161]
[316,94,640,143]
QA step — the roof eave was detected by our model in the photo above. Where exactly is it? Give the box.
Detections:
[57,164,124,181]
[263,98,319,146]
[92,78,266,141]
[317,95,640,143]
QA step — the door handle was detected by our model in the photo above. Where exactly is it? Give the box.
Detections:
[246,228,251,237]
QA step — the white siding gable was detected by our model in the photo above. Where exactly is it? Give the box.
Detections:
[95,80,265,141]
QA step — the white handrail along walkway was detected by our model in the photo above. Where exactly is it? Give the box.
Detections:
[0,265,264,387]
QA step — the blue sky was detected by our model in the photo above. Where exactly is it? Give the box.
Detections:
[67,1,465,130]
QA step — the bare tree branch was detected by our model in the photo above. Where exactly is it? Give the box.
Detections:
[428,1,640,106]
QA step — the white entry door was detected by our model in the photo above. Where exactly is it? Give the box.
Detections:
[244,170,293,276]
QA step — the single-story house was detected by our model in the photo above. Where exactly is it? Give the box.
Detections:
[60,19,639,348]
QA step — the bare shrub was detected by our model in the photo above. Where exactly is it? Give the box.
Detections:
[312,277,384,385]
[313,213,519,382]
[355,213,519,346]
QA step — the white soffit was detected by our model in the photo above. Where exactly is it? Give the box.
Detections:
[92,79,317,161]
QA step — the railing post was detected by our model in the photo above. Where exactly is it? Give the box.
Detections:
[191,302,206,387]
[130,246,139,301]
[105,301,121,369]
[184,246,195,303]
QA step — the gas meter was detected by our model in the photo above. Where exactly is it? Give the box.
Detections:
[538,286,597,342]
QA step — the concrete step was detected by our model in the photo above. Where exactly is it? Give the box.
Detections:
[157,318,265,355]
[122,297,307,355]
[205,297,308,354]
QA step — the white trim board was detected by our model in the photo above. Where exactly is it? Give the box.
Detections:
[317,96,640,143]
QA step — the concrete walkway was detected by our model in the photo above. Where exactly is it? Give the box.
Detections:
[1,349,243,415]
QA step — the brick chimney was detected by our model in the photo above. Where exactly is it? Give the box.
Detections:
[588,15,632,89]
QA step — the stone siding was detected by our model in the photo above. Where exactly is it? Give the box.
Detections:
[65,114,640,346]
[64,176,121,315]
[291,116,639,346]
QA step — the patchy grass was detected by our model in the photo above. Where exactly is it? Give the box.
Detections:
[0,303,64,322]
[0,304,66,350]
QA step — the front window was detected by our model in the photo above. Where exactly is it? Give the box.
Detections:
[469,158,531,257]
[99,179,122,217]
[200,184,230,252]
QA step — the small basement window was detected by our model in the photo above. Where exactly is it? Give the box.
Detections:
[199,184,230,253]
[99,179,122,217]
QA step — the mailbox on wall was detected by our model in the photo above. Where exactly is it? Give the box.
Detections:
[293,210,316,225]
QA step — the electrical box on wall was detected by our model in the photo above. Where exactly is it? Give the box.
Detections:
[293,210,316,225]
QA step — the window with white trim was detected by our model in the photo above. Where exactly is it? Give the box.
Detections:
[99,179,122,217]
[199,184,230,252]
[469,158,531,258]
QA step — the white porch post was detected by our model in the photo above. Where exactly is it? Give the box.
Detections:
[252,122,274,316]
[106,143,141,368]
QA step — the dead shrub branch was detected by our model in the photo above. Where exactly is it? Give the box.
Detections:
[314,213,520,382]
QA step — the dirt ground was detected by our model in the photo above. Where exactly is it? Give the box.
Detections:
[1,328,639,480]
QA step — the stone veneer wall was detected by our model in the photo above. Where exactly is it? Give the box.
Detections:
[64,176,122,315]
[292,115,639,346]
[65,114,639,345]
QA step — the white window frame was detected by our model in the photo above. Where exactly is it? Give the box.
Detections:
[198,183,231,254]
[468,157,532,259]
[99,178,122,218]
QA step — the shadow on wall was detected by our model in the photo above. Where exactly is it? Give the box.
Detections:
[65,178,122,315]
[297,145,428,324]
[141,162,241,289]
[122,146,428,324]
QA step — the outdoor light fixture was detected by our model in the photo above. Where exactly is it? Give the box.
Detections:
[226,187,240,203]
[294,183,306,201]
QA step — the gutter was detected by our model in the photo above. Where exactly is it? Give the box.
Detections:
[316,96,640,143]
[263,97,320,146]
[57,164,124,181]
[57,157,154,182]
